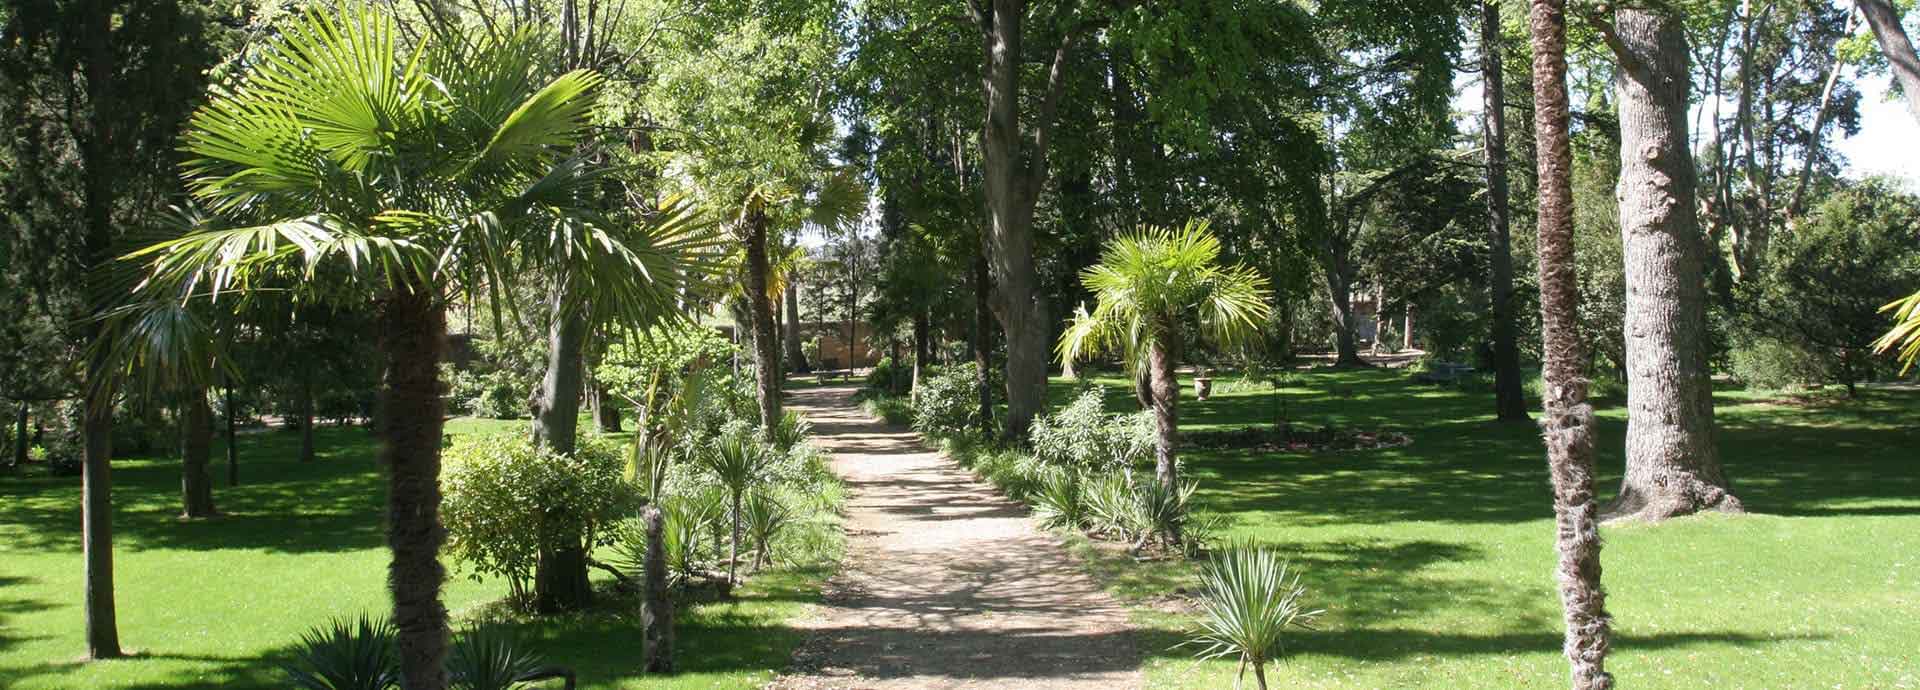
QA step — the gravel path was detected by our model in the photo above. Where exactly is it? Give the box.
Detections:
[769,386,1142,690]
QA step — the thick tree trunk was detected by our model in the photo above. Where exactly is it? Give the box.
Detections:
[1485,1,1531,422]
[973,251,995,435]
[379,289,452,690]
[978,0,1067,440]
[299,375,316,463]
[531,283,593,613]
[639,504,673,672]
[1608,8,1742,522]
[591,383,622,433]
[82,369,121,659]
[1323,271,1366,366]
[1147,337,1180,492]
[744,210,782,429]
[1860,0,1920,126]
[1529,1,1613,687]
[784,279,808,373]
[181,390,216,519]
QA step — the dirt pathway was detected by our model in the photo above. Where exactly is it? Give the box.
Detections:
[769,386,1142,690]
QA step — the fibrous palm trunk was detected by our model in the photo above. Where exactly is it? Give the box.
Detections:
[531,280,593,613]
[1484,0,1530,423]
[640,504,673,672]
[744,209,781,429]
[379,288,452,690]
[1609,7,1741,523]
[1529,0,1613,687]
[181,390,216,518]
[1147,336,1180,492]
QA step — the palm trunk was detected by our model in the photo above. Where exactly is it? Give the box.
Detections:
[640,504,673,672]
[1528,1,1613,686]
[1859,0,1920,126]
[1148,336,1180,492]
[181,390,216,518]
[299,374,316,463]
[379,289,452,690]
[531,282,593,613]
[744,210,781,429]
[1485,0,1531,422]
[1607,7,1741,522]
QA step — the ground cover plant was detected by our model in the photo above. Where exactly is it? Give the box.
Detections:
[0,419,842,689]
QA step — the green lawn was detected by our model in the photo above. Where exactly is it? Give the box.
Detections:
[0,417,835,689]
[1053,368,1920,689]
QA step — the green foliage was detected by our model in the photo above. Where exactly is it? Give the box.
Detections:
[447,627,550,690]
[281,615,399,690]
[440,433,640,603]
[908,363,991,435]
[1183,544,1321,686]
[742,490,794,569]
[1124,478,1197,551]
[766,409,811,452]
[1031,469,1089,531]
[864,356,906,395]
[1030,387,1155,471]
[1058,220,1273,375]
[1728,338,1827,391]
[446,365,532,419]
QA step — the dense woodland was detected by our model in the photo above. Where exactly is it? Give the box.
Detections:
[3,0,1919,688]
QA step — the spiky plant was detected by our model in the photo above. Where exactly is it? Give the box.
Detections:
[766,409,811,452]
[1031,469,1088,531]
[698,428,772,584]
[1878,290,1920,373]
[447,627,560,690]
[1183,544,1322,690]
[282,615,399,690]
[741,489,793,570]
[1126,478,1197,552]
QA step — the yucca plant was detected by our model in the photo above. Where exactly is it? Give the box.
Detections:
[282,615,399,690]
[1082,471,1137,541]
[447,627,568,690]
[741,489,793,570]
[766,409,811,452]
[1182,544,1322,690]
[1031,468,1088,531]
[698,428,772,584]
[1126,478,1197,552]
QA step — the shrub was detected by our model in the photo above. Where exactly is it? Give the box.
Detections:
[281,615,399,690]
[448,627,559,690]
[909,363,989,435]
[1031,469,1087,531]
[1728,338,1826,391]
[441,433,640,604]
[1082,471,1137,540]
[1123,479,1196,551]
[1182,544,1320,690]
[765,409,810,452]
[864,355,906,394]
[741,489,793,569]
[1030,387,1153,471]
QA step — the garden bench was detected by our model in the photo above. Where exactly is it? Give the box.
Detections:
[1414,361,1475,385]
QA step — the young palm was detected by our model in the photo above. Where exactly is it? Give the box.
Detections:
[698,428,772,584]
[1878,290,1920,373]
[1057,220,1272,494]
[121,8,711,689]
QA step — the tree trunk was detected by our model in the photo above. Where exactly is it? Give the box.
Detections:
[784,279,808,373]
[973,251,995,435]
[531,282,593,613]
[640,504,673,672]
[378,289,452,690]
[1372,285,1389,355]
[744,209,782,429]
[912,309,931,391]
[181,390,216,519]
[1529,1,1613,687]
[1323,271,1366,366]
[978,0,1068,440]
[591,383,622,433]
[1148,337,1180,492]
[82,367,122,659]
[223,385,237,486]
[299,374,316,463]
[1485,0,1531,422]
[14,401,28,469]
[1860,0,1920,126]
[728,491,743,584]
[1608,8,1742,522]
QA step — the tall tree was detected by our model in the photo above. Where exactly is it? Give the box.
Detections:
[1484,0,1530,422]
[1859,0,1920,124]
[1593,6,1744,521]
[1529,0,1613,686]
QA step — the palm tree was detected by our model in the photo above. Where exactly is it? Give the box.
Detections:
[1879,290,1920,373]
[1057,220,1272,495]
[121,8,709,689]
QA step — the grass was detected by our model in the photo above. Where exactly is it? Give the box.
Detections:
[0,416,840,689]
[1037,367,1920,689]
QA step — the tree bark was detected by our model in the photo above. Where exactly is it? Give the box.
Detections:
[1323,270,1366,366]
[1607,8,1743,522]
[1148,336,1180,492]
[1485,0,1531,423]
[977,0,1071,440]
[379,288,452,690]
[299,374,316,463]
[972,251,995,435]
[1529,0,1613,686]
[639,504,673,672]
[14,401,28,469]
[1859,0,1920,126]
[223,385,237,486]
[744,209,782,429]
[912,309,931,391]
[530,281,593,613]
[181,390,216,519]
[784,279,808,373]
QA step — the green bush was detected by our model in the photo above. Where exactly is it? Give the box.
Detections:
[864,355,906,395]
[441,433,640,603]
[1031,469,1087,530]
[909,363,991,435]
[1030,387,1153,471]
[1728,338,1826,390]
[281,615,398,690]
